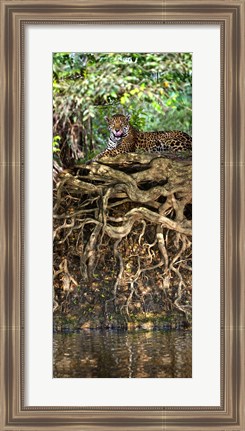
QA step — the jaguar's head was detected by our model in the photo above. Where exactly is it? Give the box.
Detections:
[105,114,130,139]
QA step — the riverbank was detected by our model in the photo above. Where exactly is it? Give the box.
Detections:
[53,310,191,333]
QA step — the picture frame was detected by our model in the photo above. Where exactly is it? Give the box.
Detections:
[1,0,244,430]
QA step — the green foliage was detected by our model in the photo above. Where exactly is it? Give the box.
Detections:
[53,135,61,153]
[53,52,192,161]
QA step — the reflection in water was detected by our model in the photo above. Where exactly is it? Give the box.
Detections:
[53,330,192,378]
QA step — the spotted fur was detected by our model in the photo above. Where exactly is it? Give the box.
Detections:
[94,114,192,160]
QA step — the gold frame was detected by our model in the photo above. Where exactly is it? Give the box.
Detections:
[1,1,244,429]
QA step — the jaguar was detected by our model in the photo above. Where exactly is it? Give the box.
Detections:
[93,114,192,160]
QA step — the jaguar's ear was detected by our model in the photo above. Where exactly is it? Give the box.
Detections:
[104,116,110,123]
[126,114,131,122]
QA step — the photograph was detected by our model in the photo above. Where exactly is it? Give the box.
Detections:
[52,52,192,378]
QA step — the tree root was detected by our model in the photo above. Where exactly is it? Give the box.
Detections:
[53,153,192,322]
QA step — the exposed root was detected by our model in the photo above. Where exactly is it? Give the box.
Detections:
[53,153,192,320]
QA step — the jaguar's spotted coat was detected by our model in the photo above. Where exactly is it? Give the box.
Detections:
[93,114,192,161]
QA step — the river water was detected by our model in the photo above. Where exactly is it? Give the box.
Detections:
[53,329,191,378]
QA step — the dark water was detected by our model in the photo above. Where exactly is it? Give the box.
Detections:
[53,329,191,378]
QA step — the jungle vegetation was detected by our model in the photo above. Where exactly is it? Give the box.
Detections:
[53,52,192,331]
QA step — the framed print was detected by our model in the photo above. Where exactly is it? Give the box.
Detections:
[1,0,244,430]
